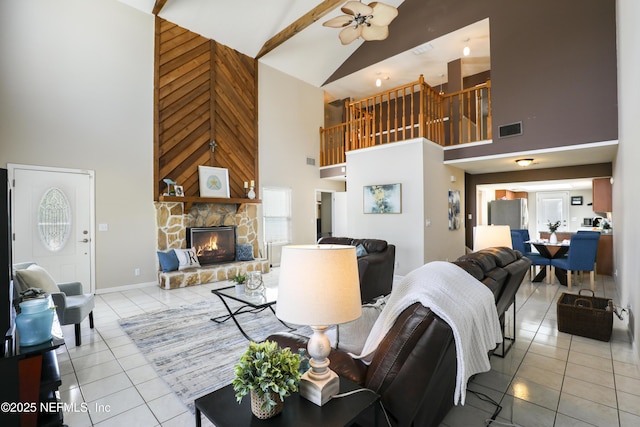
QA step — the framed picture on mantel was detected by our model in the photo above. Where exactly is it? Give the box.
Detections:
[198,166,230,198]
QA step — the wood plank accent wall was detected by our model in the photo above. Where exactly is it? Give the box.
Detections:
[154,18,258,200]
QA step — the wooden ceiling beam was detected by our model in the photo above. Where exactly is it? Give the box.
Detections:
[256,0,344,59]
[152,0,170,15]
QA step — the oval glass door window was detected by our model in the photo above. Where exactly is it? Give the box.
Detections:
[38,188,72,251]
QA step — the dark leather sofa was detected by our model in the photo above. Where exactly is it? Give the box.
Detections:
[269,247,530,427]
[317,237,395,303]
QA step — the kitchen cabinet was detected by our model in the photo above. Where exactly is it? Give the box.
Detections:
[592,178,612,212]
[495,190,528,200]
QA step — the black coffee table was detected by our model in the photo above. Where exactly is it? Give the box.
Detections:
[211,285,294,341]
[194,377,379,427]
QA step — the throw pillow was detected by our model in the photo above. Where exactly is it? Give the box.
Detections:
[174,248,201,270]
[355,243,368,257]
[236,244,254,261]
[336,295,389,355]
[15,264,60,294]
[157,250,180,272]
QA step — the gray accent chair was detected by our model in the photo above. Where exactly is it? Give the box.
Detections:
[13,262,95,346]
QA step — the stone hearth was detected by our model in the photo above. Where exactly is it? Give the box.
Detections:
[154,201,269,289]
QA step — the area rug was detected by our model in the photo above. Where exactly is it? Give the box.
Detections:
[118,299,309,413]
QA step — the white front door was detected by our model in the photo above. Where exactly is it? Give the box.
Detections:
[10,164,95,293]
[536,191,570,234]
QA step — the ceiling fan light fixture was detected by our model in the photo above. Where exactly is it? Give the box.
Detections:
[324,1,398,45]
[515,158,534,167]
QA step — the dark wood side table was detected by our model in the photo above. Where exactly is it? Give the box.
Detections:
[1,314,65,427]
[195,377,379,427]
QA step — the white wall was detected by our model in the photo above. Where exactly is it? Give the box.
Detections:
[0,0,156,290]
[615,0,640,355]
[257,63,344,247]
[424,143,466,263]
[346,139,466,276]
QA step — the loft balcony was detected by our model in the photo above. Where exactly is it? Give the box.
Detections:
[319,75,492,167]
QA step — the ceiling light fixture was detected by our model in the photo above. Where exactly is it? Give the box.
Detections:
[375,73,389,87]
[463,38,470,56]
[515,158,534,167]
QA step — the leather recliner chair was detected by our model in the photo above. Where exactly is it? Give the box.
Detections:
[317,237,395,303]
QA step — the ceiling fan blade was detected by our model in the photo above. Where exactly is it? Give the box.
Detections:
[361,24,389,41]
[323,15,354,28]
[341,1,373,16]
[367,2,398,26]
[339,26,363,45]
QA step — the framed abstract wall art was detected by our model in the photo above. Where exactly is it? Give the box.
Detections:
[448,189,461,230]
[363,184,401,214]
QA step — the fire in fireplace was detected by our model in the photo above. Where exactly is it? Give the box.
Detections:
[186,226,236,265]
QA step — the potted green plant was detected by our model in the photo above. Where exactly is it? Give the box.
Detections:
[231,273,246,292]
[232,340,301,419]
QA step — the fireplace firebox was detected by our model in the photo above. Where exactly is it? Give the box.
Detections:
[186,226,236,265]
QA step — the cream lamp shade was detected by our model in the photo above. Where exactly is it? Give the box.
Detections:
[276,245,362,326]
[276,244,362,406]
[473,225,512,251]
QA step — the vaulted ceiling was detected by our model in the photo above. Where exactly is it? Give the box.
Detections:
[118,0,491,101]
[117,0,617,175]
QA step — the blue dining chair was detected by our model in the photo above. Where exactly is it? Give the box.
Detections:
[550,232,600,291]
[511,230,551,282]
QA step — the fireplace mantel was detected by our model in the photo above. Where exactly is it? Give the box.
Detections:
[159,195,261,212]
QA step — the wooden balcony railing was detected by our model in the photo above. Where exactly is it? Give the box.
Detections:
[319,76,492,167]
[319,122,348,167]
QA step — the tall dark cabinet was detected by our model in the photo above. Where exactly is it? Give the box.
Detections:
[0,168,65,427]
[1,168,13,349]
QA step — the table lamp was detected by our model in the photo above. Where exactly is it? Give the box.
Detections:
[473,225,512,251]
[276,244,362,406]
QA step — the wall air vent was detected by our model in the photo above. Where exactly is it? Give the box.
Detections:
[306,157,316,166]
[498,122,523,138]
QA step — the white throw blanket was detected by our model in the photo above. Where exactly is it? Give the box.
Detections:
[352,261,502,405]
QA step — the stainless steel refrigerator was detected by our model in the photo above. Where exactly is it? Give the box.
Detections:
[489,199,528,230]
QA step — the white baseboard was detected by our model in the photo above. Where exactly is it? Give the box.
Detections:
[95,280,157,294]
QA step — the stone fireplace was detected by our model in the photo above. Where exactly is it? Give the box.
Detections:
[187,226,236,265]
[154,201,268,289]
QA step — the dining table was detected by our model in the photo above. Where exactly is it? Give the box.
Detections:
[527,240,570,286]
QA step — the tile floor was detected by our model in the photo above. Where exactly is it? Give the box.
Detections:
[54,271,639,427]
[442,273,640,427]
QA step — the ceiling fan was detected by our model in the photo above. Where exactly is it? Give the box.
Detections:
[323,1,399,45]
